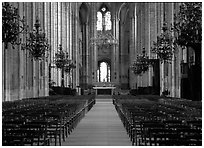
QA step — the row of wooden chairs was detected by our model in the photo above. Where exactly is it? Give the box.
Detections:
[3,95,96,146]
[113,96,202,146]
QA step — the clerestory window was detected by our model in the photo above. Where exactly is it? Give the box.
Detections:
[96,6,112,31]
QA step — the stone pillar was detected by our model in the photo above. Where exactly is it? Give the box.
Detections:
[111,45,115,83]
[43,2,49,96]
[112,8,120,85]
[81,22,88,88]
[62,2,67,87]
[51,2,57,86]
[159,2,164,95]
[140,3,145,88]
[69,3,73,87]
[169,3,175,97]
[135,3,141,89]
[143,3,148,87]
[115,15,120,85]
[71,5,75,88]
[175,3,181,98]
[129,11,136,89]
[146,3,152,87]
[74,2,80,89]
[27,3,34,98]
[149,2,157,86]
[111,14,116,83]
[165,3,172,96]
[2,42,6,101]
[85,22,90,87]
[32,3,37,97]
[18,2,25,100]
[134,4,138,89]
[65,3,69,87]
[91,3,97,83]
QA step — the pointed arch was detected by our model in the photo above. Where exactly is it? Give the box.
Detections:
[117,3,128,21]
[97,2,112,12]
[79,2,89,24]
[118,3,129,23]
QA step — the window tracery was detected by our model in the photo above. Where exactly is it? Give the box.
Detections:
[97,6,112,31]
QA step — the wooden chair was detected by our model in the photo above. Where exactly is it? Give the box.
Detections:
[140,121,165,146]
[21,120,50,146]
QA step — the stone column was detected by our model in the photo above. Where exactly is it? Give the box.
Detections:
[135,3,141,88]
[112,10,120,85]
[27,2,34,98]
[169,3,175,97]
[61,2,67,87]
[69,3,73,87]
[51,2,56,86]
[165,3,172,96]
[111,13,115,83]
[18,2,25,100]
[81,22,88,88]
[50,2,54,87]
[139,3,145,88]
[65,3,69,87]
[71,4,75,88]
[129,14,136,89]
[134,4,138,89]
[42,2,48,96]
[146,3,153,87]
[2,42,6,101]
[159,2,164,95]
[85,22,90,87]
[91,3,97,83]
[32,3,37,97]
[175,3,181,98]
[115,14,120,85]
[75,2,80,89]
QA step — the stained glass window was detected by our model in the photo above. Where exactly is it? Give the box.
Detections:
[96,7,112,31]
[97,12,102,31]
[105,11,111,30]
[98,62,110,82]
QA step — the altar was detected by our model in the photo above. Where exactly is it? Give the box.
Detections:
[93,82,116,95]
[93,86,116,95]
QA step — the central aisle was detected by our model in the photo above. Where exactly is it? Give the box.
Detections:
[63,95,131,146]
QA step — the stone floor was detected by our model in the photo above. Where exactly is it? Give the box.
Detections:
[61,95,132,146]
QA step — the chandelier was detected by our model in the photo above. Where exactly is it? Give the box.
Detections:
[54,44,76,87]
[90,30,118,49]
[22,19,49,60]
[55,44,76,73]
[131,48,150,75]
[151,23,176,63]
[2,2,27,48]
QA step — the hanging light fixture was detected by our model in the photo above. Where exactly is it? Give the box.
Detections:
[54,44,76,87]
[55,44,76,72]
[151,23,177,63]
[2,2,27,48]
[90,6,118,49]
[131,47,151,75]
[90,30,118,49]
[22,19,49,60]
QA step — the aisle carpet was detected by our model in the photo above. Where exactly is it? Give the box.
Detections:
[62,95,131,146]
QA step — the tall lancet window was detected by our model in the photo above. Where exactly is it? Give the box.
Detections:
[105,11,111,30]
[91,5,117,49]
[97,6,112,31]
[97,12,102,30]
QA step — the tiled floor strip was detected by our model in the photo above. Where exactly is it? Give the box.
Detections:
[62,95,132,146]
